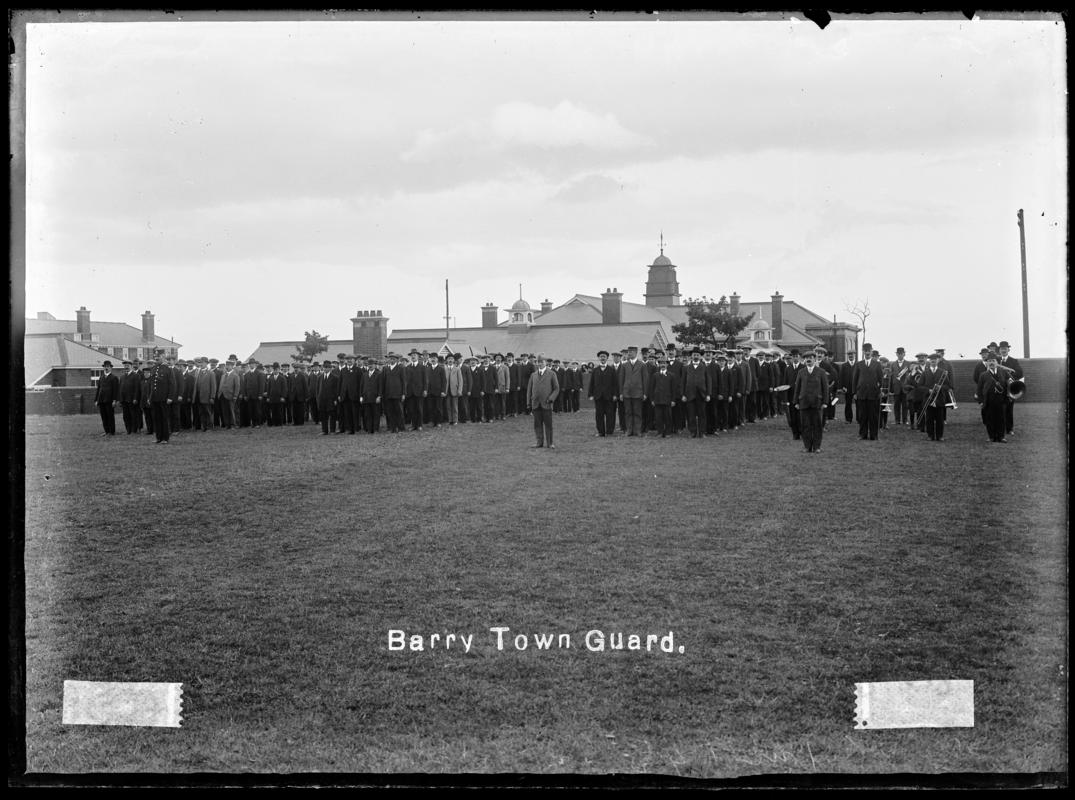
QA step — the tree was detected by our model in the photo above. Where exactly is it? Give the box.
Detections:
[292,330,329,362]
[671,296,755,350]
[843,298,871,347]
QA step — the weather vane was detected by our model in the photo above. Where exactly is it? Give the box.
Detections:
[659,231,665,256]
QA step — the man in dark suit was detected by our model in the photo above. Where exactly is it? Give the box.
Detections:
[814,346,839,427]
[918,352,950,441]
[402,350,428,431]
[526,355,559,448]
[94,360,120,435]
[838,352,856,423]
[997,340,1022,435]
[680,347,712,439]
[192,357,217,432]
[180,359,197,431]
[588,350,618,437]
[647,356,677,437]
[381,353,406,433]
[785,350,804,440]
[147,350,178,443]
[317,359,340,435]
[852,344,884,440]
[241,359,267,428]
[516,354,533,416]
[754,350,773,420]
[792,351,830,453]
[977,353,1010,442]
[118,359,142,434]
[139,363,155,435]
[703,348,720,434]
[265,362,288,427]
[611,350,627,432]
[480,355,497,422]
[359,358,381,432]
[289,362,308,426]
[619,345,647,436]
[713,353,737,432]
[337,354,360,433]
[306,361,322,425]
[427,355,448,427]
[217,359,242,429]
[665,346,686,433]
[889,347,911,425]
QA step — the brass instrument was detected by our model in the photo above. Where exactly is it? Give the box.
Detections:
[994,364,1026,400]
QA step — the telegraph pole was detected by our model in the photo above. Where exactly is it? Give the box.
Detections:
[1017,209,1030,358]
[444,279,450,342]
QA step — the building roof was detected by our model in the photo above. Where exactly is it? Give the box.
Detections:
[25,317,180,348]
[389,321,670,363]
[24,333,121,386]
[248,340,353,365]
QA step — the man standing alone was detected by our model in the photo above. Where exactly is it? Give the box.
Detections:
[793,351,830,453]
[527,355,559,449]
[94,360,120,435]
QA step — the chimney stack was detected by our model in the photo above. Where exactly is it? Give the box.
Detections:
[141,310,155,342]
[770,292,783,341]
[75,306,91,335]
[729,292,740,318]
[351,309,389,359]
[540,298,553,314]
[481,302,499,329]
[601,287,623,325]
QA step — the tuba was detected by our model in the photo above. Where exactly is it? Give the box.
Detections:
[996,364,1025,401]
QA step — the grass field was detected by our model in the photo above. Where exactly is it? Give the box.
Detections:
[20,403,1068,780]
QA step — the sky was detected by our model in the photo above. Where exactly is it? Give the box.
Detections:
[18,12,1067,360]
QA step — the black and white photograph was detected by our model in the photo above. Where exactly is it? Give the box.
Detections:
[11,10,1067,787]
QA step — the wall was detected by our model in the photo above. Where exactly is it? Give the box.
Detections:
[25,387,97,415]
[947,358,1066,404]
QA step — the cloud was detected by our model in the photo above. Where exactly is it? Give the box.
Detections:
[552,173,633,203]
[401,101,651,163]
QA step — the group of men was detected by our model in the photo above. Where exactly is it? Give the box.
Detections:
[91,348,583,443]
[91,339,1025,450]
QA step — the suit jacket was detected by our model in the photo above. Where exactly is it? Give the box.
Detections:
[404,362,428,397]
[507,362,521,392]
[318,369,340,405]
[793,366,830,409]
[838,361,856,393]
[139,373,154,406]
[242,369,266,399]
[428,363,448,395]
[361,368,381,402]
[756,361,773,391]
[735,359,754,394]
[192,368,217,404]
[181,370,197,402]
[481,364,497,393]
[588,364,618,400]
[516,362,534,392]
[266,373,288,403]
[381,364,406,400]
[217,369,242,401]
[938,358,956,391]
[977,369,1009,407]
[852,359,884,400]
[917,365,950,407]
[147,364,178,403]
[495,363,510,393]
[446,365,463,397]
[306,371,322,401]
[527,368,560,410]
[118,371,142,403]
[288,372,308,402]
[619,360,646,398]
[681,362,711,400]
[95,372,120,404]
[999,355,1023,380]
[648,370,677,405]
[716,365,738,398]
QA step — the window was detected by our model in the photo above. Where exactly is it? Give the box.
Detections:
[89,368,102,387]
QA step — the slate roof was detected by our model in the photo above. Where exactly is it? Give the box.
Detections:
[390,321,670,363]
[24,333,124,386]
[24,317,180,348]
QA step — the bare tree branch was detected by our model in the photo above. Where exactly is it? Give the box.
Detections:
[844,298,871,345]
